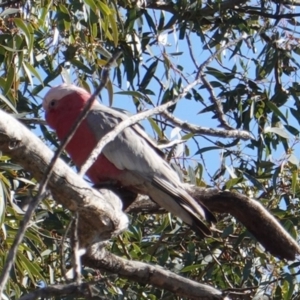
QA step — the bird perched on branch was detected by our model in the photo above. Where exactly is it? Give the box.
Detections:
[43,84,215,237]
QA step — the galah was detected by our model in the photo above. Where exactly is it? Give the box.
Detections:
[43,84,215,237]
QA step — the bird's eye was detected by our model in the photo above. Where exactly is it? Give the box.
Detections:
[49,100,56,107]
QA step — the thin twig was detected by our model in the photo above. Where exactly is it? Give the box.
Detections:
[17,117,47,126]
[72,212,82,285]
[117,235,131,260]
[157,138,185,149]
[186,33,199,69]
[61,217,74,282]
[162,110,255,140]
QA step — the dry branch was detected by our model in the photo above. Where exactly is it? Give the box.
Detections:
[162,110,254,140]
[83,245,225,300]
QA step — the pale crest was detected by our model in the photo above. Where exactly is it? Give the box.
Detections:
[43,84,88,111]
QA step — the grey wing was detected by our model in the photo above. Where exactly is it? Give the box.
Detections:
[87,104,215,232]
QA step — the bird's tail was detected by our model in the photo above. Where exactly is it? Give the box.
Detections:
[147,180,216,237]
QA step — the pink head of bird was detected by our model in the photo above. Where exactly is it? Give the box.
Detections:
[43,84,91,129]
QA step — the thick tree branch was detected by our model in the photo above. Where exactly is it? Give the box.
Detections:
[82,245,225,300]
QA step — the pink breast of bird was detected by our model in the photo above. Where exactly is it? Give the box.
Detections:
[45,95,123,184]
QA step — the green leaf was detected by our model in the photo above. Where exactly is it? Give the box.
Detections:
[288,262,300,269]
[148,118,163,139]
[283,219,297,239]
[91,22,98,38]
[225,177,243,189]
[39,5,51,28]
[3,65,15,96]
[14,19,33,53]
[242,259,252,282]
[108,14,118,47]
[0,44,22,52]
[243,172,265,190]
[181,133,194,140]
[139,60,158,90]
[98,1,111,16]
[266,101,287,123]
[181,264,203,272]
[272,166,281,190]
[158,11,165,30]
[115,91,151,103]
[70,59,94,74]
[194,146,220,155]
[0,94,17,113]
[205,67,235,83]
[144,11,157,34]
[197,163,203,181]
[17,252,44,282]
[179,22,186,39]
[0,162,22,171]
[83,0,97,12]
[284,125,299,136]
[283,274,294,300]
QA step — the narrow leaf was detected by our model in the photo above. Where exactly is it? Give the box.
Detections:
[23,62,43,85]
[266,101,288,123]
[106,78,114,107]
[108,14,118,47]
[0,94,17,113]
[139,60,158,90]
[264,126,289,139]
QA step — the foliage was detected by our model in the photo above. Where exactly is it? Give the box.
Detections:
[0,0,299,299]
